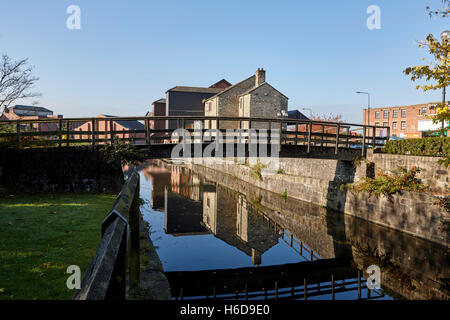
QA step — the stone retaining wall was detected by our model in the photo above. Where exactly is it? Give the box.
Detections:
[0,147,124,193]
[366,150,449,193]
[185,157,449,247]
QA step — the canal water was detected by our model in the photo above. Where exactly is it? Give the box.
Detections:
[137,160,449,300]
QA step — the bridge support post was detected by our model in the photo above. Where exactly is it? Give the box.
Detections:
[58,119,62,148]
[335,124,340,155]
[361,127,366,156]
[91,118,95,148]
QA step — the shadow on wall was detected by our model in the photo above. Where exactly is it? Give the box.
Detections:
[324,160,356,260]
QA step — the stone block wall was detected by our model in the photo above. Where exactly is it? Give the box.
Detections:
[185,156,449,246]
[0,147,124,193]
[365,151,449,193]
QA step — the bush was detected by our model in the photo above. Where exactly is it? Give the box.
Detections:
[352,166,427,196]
[100,137,147,167]
[382,137,450,167]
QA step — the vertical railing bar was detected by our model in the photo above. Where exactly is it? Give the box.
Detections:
[58,118,62,148]
[91,118,95,148]
[307,122,312,153]
[361,126,366,156]
[331,274,335,300]
[358,269,361,299]
[335,124,340,155]
[304,279,307,300]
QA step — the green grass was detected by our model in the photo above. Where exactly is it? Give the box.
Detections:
[0,193,116,300]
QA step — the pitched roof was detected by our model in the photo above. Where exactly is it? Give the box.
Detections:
[166,86,223,94]
[152,98,166,104]
[288,110,309,120]
[204,75,255,102]
[98,115,145,130]
[10,105,53,113]
[209,79,232,89]
[238,82,288,99]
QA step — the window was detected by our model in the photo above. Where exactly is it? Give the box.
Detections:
[421,107,427,115]
[383,122,388,127]
[401,121,406,130]
[401,109,406,118]
[375,111,380,119]
[392,122,397,130]
[375,122,379,126]
[207,102,212,112]
[393,109,398,118]
[383,110,389,119]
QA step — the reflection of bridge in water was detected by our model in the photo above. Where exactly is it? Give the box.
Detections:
[166,259,385,300]
[140,159,449,300]
[142,161,390,300]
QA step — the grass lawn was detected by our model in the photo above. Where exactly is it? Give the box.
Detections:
[0,193,116,300]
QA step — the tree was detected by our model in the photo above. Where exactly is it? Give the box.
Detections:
[0,55,41,113]
[308,112,343,122]
[404,34,449,136]
[427,0,450,18]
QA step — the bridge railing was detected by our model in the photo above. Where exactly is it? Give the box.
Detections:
[0,116,390,155]
[72,170,140,300]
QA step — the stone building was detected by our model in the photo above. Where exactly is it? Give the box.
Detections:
[204,68,288,130]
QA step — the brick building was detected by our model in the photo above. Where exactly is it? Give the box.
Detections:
[363,102,449,138]
[73,114,145,142]
[0,105,62,132]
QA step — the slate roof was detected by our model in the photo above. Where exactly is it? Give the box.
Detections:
[98,115,145,130]
[238,82,289,99]
[152,98,166,104]
[166,86,223,94]
[204,75,255,102]
[288,110,309,120]
[9,105,53,114]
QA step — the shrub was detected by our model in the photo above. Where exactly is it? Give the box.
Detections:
[352,166,427,196]
[382,137,450,167]
[250,162,266,180]
[99,137,147,167]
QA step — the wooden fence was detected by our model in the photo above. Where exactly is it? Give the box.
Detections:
[0,116,390,155]
[72,170,140,300]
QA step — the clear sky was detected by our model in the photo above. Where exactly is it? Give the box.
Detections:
[0,0,448,123]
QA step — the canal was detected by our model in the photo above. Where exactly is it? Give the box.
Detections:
[137,160,449,300]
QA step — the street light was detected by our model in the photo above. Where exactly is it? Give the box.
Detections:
[442,30,450,39]
[356,92,371,125]
[301,107,313,117]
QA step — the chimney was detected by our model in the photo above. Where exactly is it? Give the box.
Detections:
[255,68,266,87]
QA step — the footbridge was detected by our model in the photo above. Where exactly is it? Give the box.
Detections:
[0,116,390,160]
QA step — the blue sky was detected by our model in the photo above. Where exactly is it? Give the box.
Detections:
[0,0,448,123]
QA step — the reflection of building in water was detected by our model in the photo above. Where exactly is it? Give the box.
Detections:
[144,161,206,236]
[170,165,201,201]
[203,183,278,266]
[163,187,207,236]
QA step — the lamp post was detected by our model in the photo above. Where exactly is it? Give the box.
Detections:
[356,92,371,125]
[301,107,313,117]
[441,30,449,134]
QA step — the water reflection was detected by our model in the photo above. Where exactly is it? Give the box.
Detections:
[138,160,449,300]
